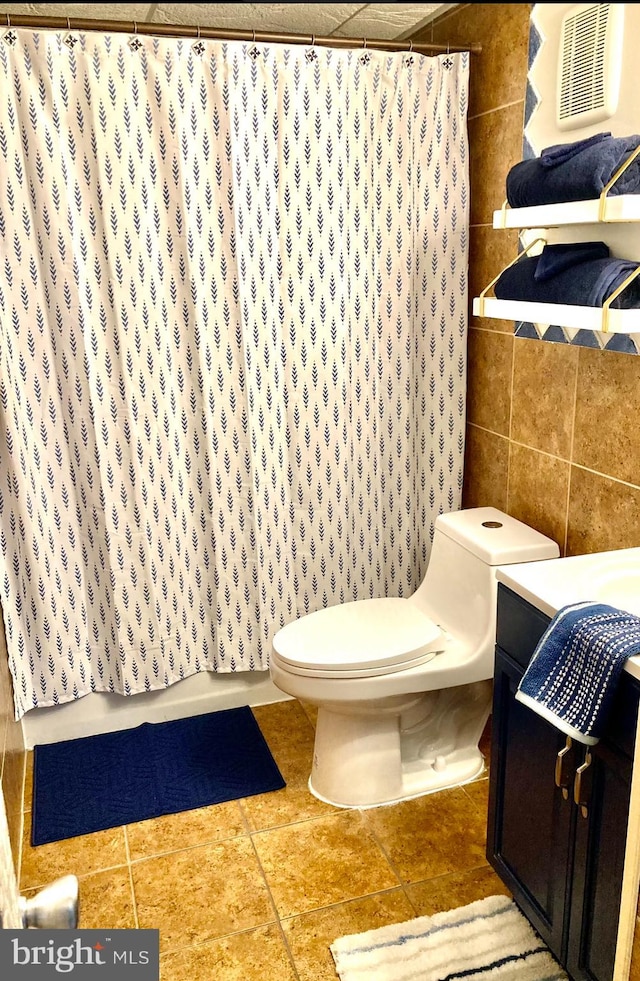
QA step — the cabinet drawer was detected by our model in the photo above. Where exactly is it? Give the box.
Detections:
[496,584,550,670]
[605,674,640,760]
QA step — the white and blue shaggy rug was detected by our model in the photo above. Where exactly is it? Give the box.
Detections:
[330,894,567,981]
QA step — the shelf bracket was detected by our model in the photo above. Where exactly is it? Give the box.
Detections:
[475,237,546,318]
[495,198,510,230]
[598,143,640,222]
[602,265,640,332]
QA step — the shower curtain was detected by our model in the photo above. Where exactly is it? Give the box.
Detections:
[0,28,469,718]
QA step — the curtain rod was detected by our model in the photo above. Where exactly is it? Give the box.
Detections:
[1,12,481,56]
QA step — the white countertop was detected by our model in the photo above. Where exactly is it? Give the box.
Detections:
[496,547,640,681]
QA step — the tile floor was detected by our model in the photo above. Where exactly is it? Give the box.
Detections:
[20,699,509,980]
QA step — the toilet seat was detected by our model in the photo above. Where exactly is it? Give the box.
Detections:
[272,598,446,678]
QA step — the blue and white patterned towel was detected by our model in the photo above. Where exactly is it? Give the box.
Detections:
[515,601,640,745]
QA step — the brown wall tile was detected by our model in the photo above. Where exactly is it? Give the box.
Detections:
[507,444,568,552]
[468,104,525,226]
[469,224,520,335]
[466,328,513,435]
[574,347,640,486]
[462,425,509,511]
[511,338,578,458]
[0,609,24,869]
[422,4,532,119]
[567,467,640,556]
[438,2,640,559]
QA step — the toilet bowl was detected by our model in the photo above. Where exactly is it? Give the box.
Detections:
[270,506,559,808]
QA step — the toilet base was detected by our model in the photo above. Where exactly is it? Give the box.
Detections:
[308,680,492,808]
[309,755,485,809]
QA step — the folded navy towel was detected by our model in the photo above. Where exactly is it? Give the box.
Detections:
[516,602,640,745]
[540,132,612,168]
[533,241,610,282]
[506,133,640,207]
[494,243,640,308]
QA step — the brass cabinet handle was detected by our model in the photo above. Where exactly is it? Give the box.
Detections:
[573,749,593,818]
[555,736,573,799]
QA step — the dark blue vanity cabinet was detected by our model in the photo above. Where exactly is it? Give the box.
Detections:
[487,584,640,981]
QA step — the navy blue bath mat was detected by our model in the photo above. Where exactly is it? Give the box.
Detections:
[31,706,285,846]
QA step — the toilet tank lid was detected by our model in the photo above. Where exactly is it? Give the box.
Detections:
[435,507,560,566]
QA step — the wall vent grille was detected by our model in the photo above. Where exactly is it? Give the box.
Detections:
[557,3,623,130]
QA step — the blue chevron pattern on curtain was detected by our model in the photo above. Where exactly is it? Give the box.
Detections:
[0,30,469,718]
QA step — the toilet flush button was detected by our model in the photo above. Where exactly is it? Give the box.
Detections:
[433,755,446,772]
[482,521,503,528]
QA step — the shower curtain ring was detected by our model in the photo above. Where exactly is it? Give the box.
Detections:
[133,21,138,34]
[6,14,10,27]
[362,36,367,49]
[252,29,256,42]
[409,40,413,52]
[311,34,315,46]
[67,17,71,30]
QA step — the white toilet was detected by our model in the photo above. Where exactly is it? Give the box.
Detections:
[270,507,559,808]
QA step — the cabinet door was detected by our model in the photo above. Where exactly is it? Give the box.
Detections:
[566,725,634,981]
[487,647,577,959]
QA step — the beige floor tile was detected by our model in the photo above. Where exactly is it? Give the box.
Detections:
[629,915,640,981]
[363,788,488,884]
[160,925,297,981]
[251,700,316,780]
[298,701,318,727]
[242,700,335,830]
[282,889,415,981]
[20,822,128,890]
[6,804,23,875]
[252,699,313,745]
[240,782,335,832]
[463,776,490,813]
[406,865,511,916]
[126,801,246,861]
[479,717,492,767]
[132,837,274,952]
[252,810,399,918]
[77,867,137,929]
[15,697,513,980]
[23,750,33,812]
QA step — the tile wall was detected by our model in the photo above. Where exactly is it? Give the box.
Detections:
[414,5,640,978]
[0,612,25,875]
[414,3,640,557]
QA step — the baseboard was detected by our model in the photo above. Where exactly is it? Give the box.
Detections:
[21,671,290,748]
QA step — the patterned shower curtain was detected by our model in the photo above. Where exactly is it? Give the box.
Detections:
[0,29,468,718]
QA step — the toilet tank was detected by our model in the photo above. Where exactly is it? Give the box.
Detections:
[410,507,560,665]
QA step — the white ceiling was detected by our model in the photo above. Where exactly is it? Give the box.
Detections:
[0,4,453,42]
